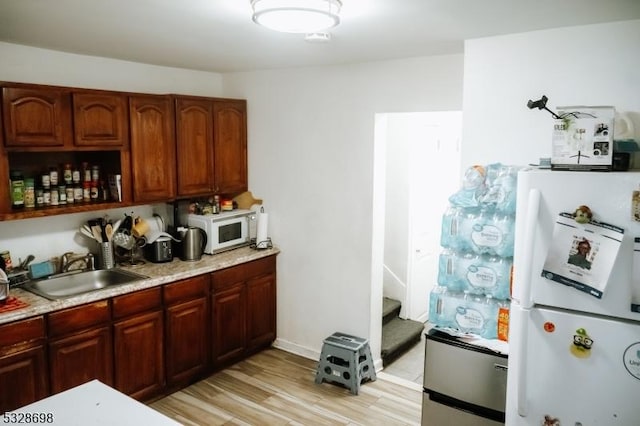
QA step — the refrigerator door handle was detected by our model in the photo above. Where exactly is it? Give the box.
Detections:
[516,308,531,417]
[493,363,508,372]
[515,188,540,308]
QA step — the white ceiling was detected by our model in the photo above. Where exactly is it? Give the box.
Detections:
[1,0,639,73]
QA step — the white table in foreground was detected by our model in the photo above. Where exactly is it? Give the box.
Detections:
[2,380,181,426]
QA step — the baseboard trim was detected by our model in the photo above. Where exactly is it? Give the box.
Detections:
[272,338,320,361]
[377,371,423,391]
[272,338,385,372]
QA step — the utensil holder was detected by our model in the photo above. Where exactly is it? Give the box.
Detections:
[98,241,115,270]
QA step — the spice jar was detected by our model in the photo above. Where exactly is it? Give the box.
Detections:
[50,186,59,206]
[74,185,83,203]
[36,187,44,207]
[72,166,80,185]
[82,162,91,182]
[10,170,25,209]
[49,166,59,186]
[58,185,67,205]
[41,173,50,190]
[43,188,51,206]
[66,186,75,204]
[24,178,35,208]
[83,182,91,202]
[63,163,72,185]
[91,165,100,183]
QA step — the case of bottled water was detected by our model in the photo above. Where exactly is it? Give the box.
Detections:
[440,207,515,257]
[428,286,505,339]
[438,250,512,299]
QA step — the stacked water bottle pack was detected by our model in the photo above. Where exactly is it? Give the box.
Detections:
[429,164,519,340]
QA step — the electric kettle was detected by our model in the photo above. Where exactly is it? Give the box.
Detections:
[180,226,207,261]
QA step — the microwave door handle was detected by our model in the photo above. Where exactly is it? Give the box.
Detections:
[199,228,207,249]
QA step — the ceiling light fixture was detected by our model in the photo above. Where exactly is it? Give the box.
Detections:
[251,0,342,34]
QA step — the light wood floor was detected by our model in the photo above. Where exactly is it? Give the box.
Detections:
[150,348,422,425]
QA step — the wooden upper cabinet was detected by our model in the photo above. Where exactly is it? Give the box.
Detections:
[213,99,247,195]
[175,97,214,197]
[2,86,72,148]
[129,95,176,203]
[72,91,128,147]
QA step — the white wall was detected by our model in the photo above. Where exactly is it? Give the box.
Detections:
[222,56,464,360]
[0,42,223,94]
[462,20,640,169]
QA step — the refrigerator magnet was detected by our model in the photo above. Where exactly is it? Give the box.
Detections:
[570,327,593,359]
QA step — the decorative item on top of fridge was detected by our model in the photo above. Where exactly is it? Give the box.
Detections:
[527,94,624,171]
[429,163,520,341]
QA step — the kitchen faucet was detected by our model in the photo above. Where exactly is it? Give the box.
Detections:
[61,252,95,273]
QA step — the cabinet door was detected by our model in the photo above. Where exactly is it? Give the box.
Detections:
[113,310,164,400]
[73,91,128,146]
[212,100,247,195]
[129,95,176,202]
[246,272,277,351]
[48,326,113,395]
[211,282,246,367]
[2,86,72,147]
[165,297,209,388]
[175,97,214,196]
[0,345,48,412]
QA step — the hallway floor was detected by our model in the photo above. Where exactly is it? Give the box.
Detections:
[382,330,425,386]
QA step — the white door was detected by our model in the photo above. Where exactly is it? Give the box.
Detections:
[407,113,461,321]
[506,305,640,426]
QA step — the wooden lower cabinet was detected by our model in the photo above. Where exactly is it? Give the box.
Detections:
[211,255,277,369]
[211,282,246,366]
[112,288,164,401]
[0,317,48,412]
[48,326,112,394]
[164,275,210,391]
[47,300,113,394]
[246,272,277,351]
[0,256,276,408]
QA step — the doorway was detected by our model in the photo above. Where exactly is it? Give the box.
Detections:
[373,111,461,382]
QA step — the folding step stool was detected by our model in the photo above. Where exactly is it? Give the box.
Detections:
[315,332,376,395]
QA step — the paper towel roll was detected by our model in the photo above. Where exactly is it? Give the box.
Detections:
[256,211,269,248]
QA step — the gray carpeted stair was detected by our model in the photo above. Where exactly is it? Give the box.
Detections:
[381,297,425,367]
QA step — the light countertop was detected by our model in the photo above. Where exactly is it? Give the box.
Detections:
[0,246,279,326]
[1,380,181,425]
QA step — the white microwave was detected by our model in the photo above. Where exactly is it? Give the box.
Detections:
[187,209,255,254]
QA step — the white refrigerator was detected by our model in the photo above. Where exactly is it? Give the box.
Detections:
[507,168,640,426]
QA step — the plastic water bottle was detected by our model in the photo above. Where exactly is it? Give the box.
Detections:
[479,164,519,214]
[463,254,512,300]
[454,251,481,293]
[480,295,499,339]
[453,291,482,334]
[440,207,462,250]
[438,249,465,292]
[428,286,449,328]
[492,212,515,257]
[458,207,481,252]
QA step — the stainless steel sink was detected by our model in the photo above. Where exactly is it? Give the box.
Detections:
[21,269,149,300]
